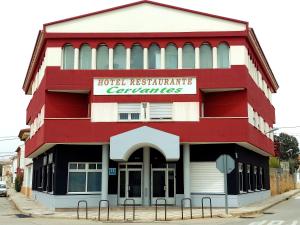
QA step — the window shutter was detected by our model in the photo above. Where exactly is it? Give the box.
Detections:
[118,103,140,113]
[149,103,172,119]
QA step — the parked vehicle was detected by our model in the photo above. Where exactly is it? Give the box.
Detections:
[0,181,7,197]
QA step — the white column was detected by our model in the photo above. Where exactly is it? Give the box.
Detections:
[178,47,182,69]
[183,144,191,207]
[213,47,217,69]
[109,48,113,70]
[143,48,148,69]
[101,145,109,205]
[74,48,79,69]
[91,48,97,70]
[160,48,165,69]
[126,48,130,70]
[195,47,200,69]
[143,147,150,206]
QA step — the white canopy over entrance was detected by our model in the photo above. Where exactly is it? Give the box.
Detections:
[110,126,180,161]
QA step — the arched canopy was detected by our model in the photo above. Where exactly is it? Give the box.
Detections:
[110,126,179,161]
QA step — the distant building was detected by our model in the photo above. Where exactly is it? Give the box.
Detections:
[23,1,278,210]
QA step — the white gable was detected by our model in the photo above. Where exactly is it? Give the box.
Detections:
[45,3,246,33]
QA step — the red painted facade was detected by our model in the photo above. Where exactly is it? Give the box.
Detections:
[23,1,278,158]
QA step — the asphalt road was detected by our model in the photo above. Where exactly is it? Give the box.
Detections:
[0,194,299,225]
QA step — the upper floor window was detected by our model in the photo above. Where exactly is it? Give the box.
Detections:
[118,103,141,120]
[62,44,74,69]
[79,44,92,69]
[131,44,143,69]
[96,44,109,69]
[148,43,161,69]
[113,44,126,69]
[217,43,230,68]
[182,43,195,69]
[165,43,178,69]
[149,103,172,120]
[200,43,213,68]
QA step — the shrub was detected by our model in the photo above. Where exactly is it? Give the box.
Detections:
[15,173,23,192]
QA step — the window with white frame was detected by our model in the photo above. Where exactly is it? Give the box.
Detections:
[68,162,102,193]
[149,103,172,120]
[260,167,264,189]
[238,162,244,193]
[118,103,141,120]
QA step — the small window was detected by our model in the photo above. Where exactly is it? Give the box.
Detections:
[131,44,143,69]
[217,43,230,68]
[200,43,213,68]
[149,103,172,120]
[79,44,92,69]
[148,44,161,69]
[118,103,141,121]
[182,43,195,69]
[165,43,178,69]
[113,44,126,69]
[62,44,74,69]
[96,44,109,69]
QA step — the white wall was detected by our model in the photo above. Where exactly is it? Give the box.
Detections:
[45,3,246,33]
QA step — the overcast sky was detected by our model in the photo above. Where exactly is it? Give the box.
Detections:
[0,0,299,156]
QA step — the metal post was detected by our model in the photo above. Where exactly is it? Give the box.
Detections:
[123,199,135,221]
[181,198,192,219]
[224,155,228,214]
[155,198,167,221]
[98,200,109,221]
[77,200,88,220]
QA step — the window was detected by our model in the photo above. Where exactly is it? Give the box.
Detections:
[165,43,178,69]
[247,164,251,191]
[42,156,47,191]
[62,44,74,69]
[131,44,143,69]
[148,43,161,69]
[200,43,213,68]
[217,43,230,68]
[260,167,264,189]
[149,103,172,120]
[118,103,141,121]
[238,163,244,193]
[68,163,102,193]
[182,43,195,69]
[113,44,126,69]
[96,44,109,69]
[79,44,92,69]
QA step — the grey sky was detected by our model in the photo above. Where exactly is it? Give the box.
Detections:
[0,0,298,155]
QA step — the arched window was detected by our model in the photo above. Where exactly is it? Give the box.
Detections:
[165,43,178,69]
[113,44,126,69]
[96,44,109,69]
[200,43,213,68]
[130,44,143,69]
[79,44,92,69]
[62,44,74,69]
[217,43,230,68]
[182,43,195,69]
[148,43,161,69]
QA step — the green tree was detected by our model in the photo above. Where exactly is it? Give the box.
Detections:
[274,133,300,173]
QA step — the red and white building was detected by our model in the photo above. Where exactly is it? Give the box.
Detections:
[23,1,278,210]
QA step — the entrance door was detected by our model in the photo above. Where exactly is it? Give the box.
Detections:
[151,165,176,205]
[118,164,143,205]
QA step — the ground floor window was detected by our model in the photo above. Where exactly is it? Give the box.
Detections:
[260,167,264,189]
[246,164,252,191]
[253,166,258,190]
[238,162,244,193]
[68,162,102,193]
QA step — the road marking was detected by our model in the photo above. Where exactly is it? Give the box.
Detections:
[249,221,298,225]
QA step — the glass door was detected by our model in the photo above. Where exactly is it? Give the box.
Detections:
[118,163,143,205]
[151,165,176,205]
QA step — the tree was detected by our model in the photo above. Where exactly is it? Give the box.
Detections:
[274,133,300,173]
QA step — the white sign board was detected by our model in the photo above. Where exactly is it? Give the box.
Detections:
[93,77,196,95]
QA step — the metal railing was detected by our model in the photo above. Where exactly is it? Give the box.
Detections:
[181,198,192,220]
[201,197,212,218]
[77,200,88,219]
[98,200,109,221]
[155,198,167,221]
[123,198,135,221]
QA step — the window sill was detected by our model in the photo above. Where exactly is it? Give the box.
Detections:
[67,192,102,195]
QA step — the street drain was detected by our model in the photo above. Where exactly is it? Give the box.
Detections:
[15,214,32,218]
[263,212,275,215]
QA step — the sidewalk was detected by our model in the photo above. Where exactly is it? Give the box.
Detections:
[8,189,300,222]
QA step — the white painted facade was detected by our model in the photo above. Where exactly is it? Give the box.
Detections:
[45,3,246,33]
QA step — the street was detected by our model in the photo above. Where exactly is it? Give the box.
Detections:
[0,194,300,225]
